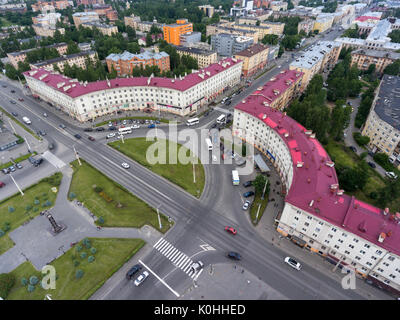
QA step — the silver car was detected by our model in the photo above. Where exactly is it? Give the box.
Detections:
[242,200,250,210]
[134,270,149,286]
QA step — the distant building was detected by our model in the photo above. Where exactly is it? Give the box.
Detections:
[73,12,100,28]
[124,14,141,29]
[313,13,334,33]
[298,19,315,35]
[234,43,269,76]
[86,4,118,21]
[32,24,65,37]
[163,19,193,46]
[175,46,218,68]
[206,24,259,43]
[0,127,19,151]
[180,32,201,47]
[106,51,170,76]
[351,49,400,74]
[0,2,26,13]
[78,42,92,52]
[81,22,118,36]
[198,5,215,17]
[31,1,70,12]
[30,51,98,72]
[211,33,254,56]
[7,42,68,68]
[76,0,105,5]
[270,1,287,11]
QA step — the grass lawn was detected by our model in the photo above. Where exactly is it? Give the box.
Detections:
[0,172,61,255]
[250,193,268,226]
[6,238,145,300]
[0,152,36,170]
[68,160,171,232]
[108,137,205,198]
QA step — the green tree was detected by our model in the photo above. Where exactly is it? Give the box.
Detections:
[261,34,278,45]
[253,175,268,195]
[66,41,80,55]
[389,30,400,43]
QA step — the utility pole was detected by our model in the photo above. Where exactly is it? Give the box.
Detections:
[192,138,196,184]
[73,145,81,166]
[261,177,269,200]
[10,174,24,196]
[157,205,162,230]
[120,133,124,144]
[8,118,17,135]
[23,134,31,153]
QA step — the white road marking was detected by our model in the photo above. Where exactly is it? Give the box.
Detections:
[138,260,180,298]
[178,257,190,269]
[174,254,187,266]
[162,245,174,256]
[171,252,184,264]
[165,248,178,259]
[193,268,203,281]
[182,261,193,273]
[200,244,216,251]
[153,237,163,248]
[159,243,172,254]
[156,240,169,251]
[168,249,180,260]
[42,151,66,169]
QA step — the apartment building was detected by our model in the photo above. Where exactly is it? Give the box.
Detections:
[290,41,341,91]
[32,24,65,37]
[298,19,315,35]
[32,12,62,26]
[106,51,170,76]
[86,4,118,21]
[124,14,141,30]
[23,57,243,120]
[175,46,218,69]
[163,19,193,46]
[0,2,26,13]
[362,75,400,168]
[180,32,201,47]
[31,1,70,12]
[30,51,97,72]
[270,1,287,11]
[313,14,334,33]
[206,24,259,43]
[234,43,269,76]
[7,42,68,69]
[78,42,92,52]
[233,79,400,296]
[81,22,118,36]
[351,49,400,74]
[211,33,254,56]
[76,0,105,5]
[198,5,215,17]
[73,12,100,28]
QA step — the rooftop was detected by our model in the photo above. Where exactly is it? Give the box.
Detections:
[355,16,381,22]
[235,43,269,57]
[8,42,67,56]
[31,50,96,67]
[73,11,99,17]
[24,57,241,98]
[351,48,400,60]
[174,45,216,55]
[106,50,169,62]
[234,73,400,256]
[82,22,116,29]
[374,75,400,131]
[290,41,341,69]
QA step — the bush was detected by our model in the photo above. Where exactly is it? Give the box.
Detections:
[21,277,28,286]
[69,192,76,199]
[88,256,95,263]
[8,206,15,213]
[90,247,97,254]
[44,200,52,207]
[80,252,87,259]
[353,132,370,147]
[94,186,103,193]
[34,199,40,205]
[27,284,35,292]
[76,245,83,252]
[83,238,91,248]
[75,270,84,279]
[3,222,10,232]
[369,192,378,199]
[373,153,394,171]
[25,205,32,211]
[0,273,15,298]
[98,216,104,225]
[74,260,80,267]
[33,207,38,212]
[29,275,39,285]
[0,229,4,237]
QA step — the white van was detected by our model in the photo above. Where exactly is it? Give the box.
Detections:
[22,116,31,125]
[385,171,398,179]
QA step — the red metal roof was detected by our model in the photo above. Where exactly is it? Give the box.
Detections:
[23,57,241,98]
[355,16,380,22]
[235,70,400,255]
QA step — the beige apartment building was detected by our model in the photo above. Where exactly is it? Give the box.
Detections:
[30,51,98,72]
[81,22,118,36]
[351,49,400,74]
[175,46,217,69]
[206,24,259,43]
[362,75,400,168]
[270,1,288,11]
[33,24,65,37]
[124,14,141,29]
[73,11,100,28]
[234,43,269,76]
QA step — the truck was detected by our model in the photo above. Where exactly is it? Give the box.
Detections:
[22,117,31,125]
[232,170,240,186]
[28,155,43,166]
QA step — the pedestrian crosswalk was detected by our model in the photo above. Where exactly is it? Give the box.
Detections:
[153,238,198,279]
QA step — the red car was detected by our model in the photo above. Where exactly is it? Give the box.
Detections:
[88,136,95,141]
[0,181,5,188]
[225,226,237,235]
[18,98,24,101]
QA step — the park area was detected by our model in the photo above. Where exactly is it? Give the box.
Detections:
[0,173,62,255]
[68,160,171,232]
[109,137,205,198]
[2,238,145,300]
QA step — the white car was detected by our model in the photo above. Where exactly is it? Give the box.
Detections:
[134,270,149,286]
[121,162,130,169]
[242,200,250,210]
[190,261,204,273]
[106,133,115,139]
[386,171,398,179]
[284,257,301,270]
[131,125,140,129]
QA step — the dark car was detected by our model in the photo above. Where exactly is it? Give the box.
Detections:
[148,124,156,128]
[368,151,374,157]
[227,252,241,260]
[2,85,6,88]
[243,180,253,188]
[108,126,117,131]
[225,100,232,105]
[243,191,255,198]
[74,134,82,139]
[39,130,46,136]
[10,100,16,104]
[349,146,357,152]
[88,136,95,141]
[83,128,93,132]
[11,90,15,93]
[211,123,217,129]
[96,127,105,131]
[18,98,24,102]
[126,264,142,280]
[11,112,18,117]
[48,143,54,150]
[368,162,376,168]
[59,124,66,129]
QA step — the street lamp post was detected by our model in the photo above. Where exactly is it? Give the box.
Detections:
[261,177,269,200]
[73,145,81,166]
[157,205,162,230]
[10,174,24,196]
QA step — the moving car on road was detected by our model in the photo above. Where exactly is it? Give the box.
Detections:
[43,113,48,117]
[227,252,241,260]
[88,136,95,141]
[190,261,204,273]
[126,264,142,280]
[11,112,18,117]
[284,257,301,270]
[96,127,105,131]
[84,128,93,132]
[18,98,24,101]
[59,124,66,129]
[225,226,237,235]
[10,100,16,104]
[121,162,130,169]
[74,134,82,139]
[243,191,255,198]
[134,270,149,286]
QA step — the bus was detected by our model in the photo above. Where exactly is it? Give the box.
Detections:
[232,170,239,186]
[205,138,213,151]
[216,114,226,124]
[186,117,199,126]
[118,127,132,135]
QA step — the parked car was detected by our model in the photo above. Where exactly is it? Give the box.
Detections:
[243,191,255,198]
[74,134,82,139]
[349,146,357,152]
[148,124,156,128]
[59,124,66,129]
[242,200,250,210]
[134,270,149,286]
[43,113,48,117]
[284,257,301,270]
[368,162,376,168]
[96,127,105,131]
[11,112,18,117]
[2,168,10,174]
[225,226,237,235]
[368,151,374,157]
[243,180,253,188]
[0,181,5,188]
[39,130,46,136]
[108,126,117,131]
[8,166,16,172]
[88,136,95,141]
[11,90,15,93]
[126,264,142,280]
[385,171,398,179]
[106,133,116,139]
[227,252,241,260]
[121,162,130,169]
[211,123,217,129]
[15,163,22,169]
[84,128,93,132]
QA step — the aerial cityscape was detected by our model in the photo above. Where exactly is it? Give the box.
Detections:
[0,0,399,307]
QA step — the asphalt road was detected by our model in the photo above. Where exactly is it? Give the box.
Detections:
[0,26,387,300]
